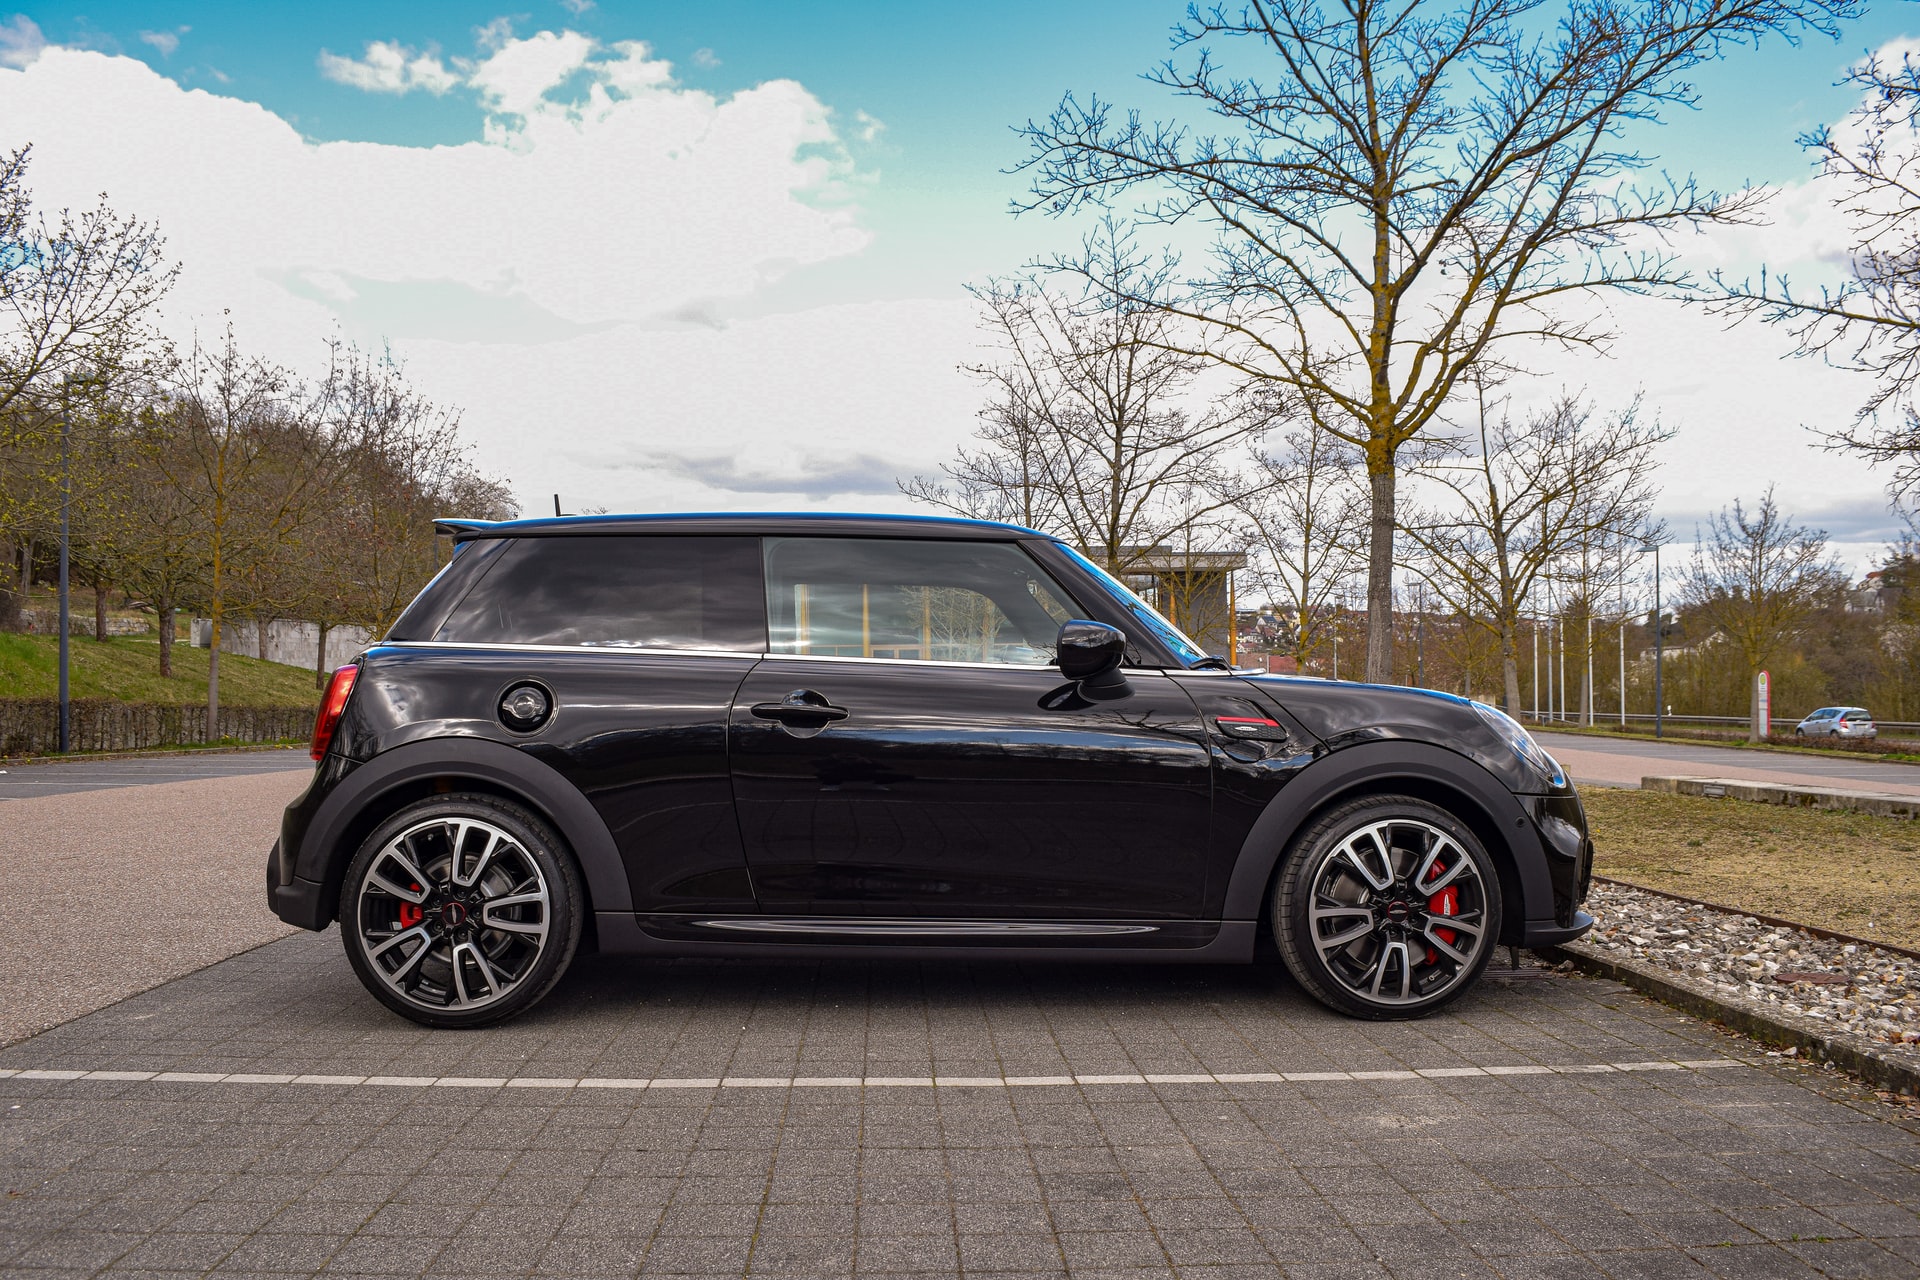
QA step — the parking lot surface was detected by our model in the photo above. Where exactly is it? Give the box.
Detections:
[6,931,1920,1279]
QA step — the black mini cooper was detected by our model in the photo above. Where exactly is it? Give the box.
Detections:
[270,513,1593,1027]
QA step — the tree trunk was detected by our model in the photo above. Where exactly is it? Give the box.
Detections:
[0,537,18,631]
[207,609,222,740]
[258,618,270,661]
[315,621,330,689]
[1365,465,1396,683]
[93,583,107,642]
[158,606,174,677]
[1500,623,1523,714]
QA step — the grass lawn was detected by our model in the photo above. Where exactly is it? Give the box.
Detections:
[0,632,322,708]
[1584,787,1920,950]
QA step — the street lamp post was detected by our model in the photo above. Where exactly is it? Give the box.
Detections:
[1652,542,1664,740]
[57,378,72,755]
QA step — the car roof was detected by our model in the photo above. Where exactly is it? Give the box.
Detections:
[433,512,1052,542]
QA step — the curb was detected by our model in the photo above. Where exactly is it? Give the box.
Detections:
[1541,941,1920,1098]
[1641,774,1920,819]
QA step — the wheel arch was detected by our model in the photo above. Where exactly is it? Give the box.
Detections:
[1221,742,1552,946]
[294,738,630,930]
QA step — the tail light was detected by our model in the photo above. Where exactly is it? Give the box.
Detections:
[310,664,359,762]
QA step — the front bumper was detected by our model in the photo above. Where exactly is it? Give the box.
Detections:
[1522,910,1596,947]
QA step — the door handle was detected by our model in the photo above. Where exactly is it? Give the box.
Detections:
[750,690,849,727]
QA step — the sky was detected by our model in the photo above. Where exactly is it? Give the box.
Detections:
[3,0,1919,579]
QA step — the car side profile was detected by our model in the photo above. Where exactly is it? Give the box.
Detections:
[1794,706,1878,739]
[269,513,1594,1028]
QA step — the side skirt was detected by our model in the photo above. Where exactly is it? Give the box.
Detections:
[594,914,1257,965]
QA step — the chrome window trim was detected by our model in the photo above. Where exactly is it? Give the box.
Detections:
[383,640,765,661]
[382,640,1176,675]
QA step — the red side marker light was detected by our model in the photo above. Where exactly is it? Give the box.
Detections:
[310,664,359,762]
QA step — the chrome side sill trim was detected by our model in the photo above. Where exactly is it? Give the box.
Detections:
[688,918,1161,938]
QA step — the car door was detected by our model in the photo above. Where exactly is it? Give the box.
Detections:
[430,533,767,913]
[728,535,1214,921]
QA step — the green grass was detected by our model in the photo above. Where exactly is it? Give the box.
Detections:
[0,632,322,708]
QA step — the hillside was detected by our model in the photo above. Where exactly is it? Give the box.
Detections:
[0,633,322,708]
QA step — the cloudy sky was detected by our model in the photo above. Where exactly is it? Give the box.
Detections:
[3,1,1917,574]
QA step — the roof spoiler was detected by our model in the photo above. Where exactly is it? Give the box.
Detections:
[433,518,499,541]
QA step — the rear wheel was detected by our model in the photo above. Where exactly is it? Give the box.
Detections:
[1272,795,1501,1019]
[339,794,583,1029]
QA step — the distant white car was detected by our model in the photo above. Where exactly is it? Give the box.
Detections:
[1793,706,1878,740]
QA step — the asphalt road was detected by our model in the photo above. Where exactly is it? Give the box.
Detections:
[1535,730,1920,796]
[0,748,312,800]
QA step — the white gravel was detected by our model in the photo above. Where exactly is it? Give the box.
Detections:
[1584,880,1920,1062]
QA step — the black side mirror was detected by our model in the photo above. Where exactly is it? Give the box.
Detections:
[1055,620,1127,689]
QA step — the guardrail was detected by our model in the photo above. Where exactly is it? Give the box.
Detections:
[1523,711,1920,735]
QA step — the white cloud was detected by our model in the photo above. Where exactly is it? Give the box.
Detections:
[0,14,44,69]
[468,29,596,116]
[559,0,596,14]
[0,44,938,515]
[318,40,461,96]
[138,29,181,58]
[691,47,720,70]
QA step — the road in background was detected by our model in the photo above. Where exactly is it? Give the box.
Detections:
[1535,730,1920,795]
[0,747,310,799]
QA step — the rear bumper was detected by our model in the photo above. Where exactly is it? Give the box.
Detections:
[267,839,332,930]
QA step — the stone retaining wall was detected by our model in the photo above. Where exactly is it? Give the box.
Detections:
[0,699,313,757]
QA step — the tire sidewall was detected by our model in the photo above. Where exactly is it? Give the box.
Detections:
[1271,794,1503,1020]
[339,793,584,1029]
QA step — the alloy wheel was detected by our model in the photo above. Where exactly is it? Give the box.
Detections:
[1305,817,1490,1007]
[352,816,552,1012]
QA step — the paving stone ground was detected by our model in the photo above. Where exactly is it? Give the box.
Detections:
[5,930,1920,1278]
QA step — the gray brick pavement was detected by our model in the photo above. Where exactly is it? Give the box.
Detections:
[3,934,1919,1278]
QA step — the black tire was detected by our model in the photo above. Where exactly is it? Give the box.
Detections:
[1271,794,1502,1020]
[339,793,584,1029]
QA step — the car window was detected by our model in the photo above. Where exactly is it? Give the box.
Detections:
[1053,544,1212,666]
[763,537,1079,665]
[435,536,766,651]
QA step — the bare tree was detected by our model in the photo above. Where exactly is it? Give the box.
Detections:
[0,147,175,629]
[148,325,332,728]
[1682,489,1847,735]
[1400,388,1670,713]
[313,342,515,647]
[905,223,1271,573]
[1018,0,1853,682]
[1233,419,1370,671]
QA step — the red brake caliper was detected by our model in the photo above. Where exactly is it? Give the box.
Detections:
[398,886,424,930]
[1424,866,1458,966]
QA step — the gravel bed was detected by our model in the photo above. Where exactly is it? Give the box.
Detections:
[1585,880,1920,1062]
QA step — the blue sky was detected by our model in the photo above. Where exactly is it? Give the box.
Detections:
[6,2,1919,567]
[25,0,1920,296]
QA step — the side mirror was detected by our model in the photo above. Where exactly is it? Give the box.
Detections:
[1055,620,1127,688]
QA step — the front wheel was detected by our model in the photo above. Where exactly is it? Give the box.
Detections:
[339,795,584,1028]
[1271,795,1502,1019]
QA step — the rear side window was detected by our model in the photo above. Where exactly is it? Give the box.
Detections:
[436,536,766,651]
[762,537,1079,665]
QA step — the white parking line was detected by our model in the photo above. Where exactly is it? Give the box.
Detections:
[0,1058,1747,1092]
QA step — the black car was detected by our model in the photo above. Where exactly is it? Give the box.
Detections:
[270,513,1593,1028]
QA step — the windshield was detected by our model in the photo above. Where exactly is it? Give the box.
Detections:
[1055,545,1212,667]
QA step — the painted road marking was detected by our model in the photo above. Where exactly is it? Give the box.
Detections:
[0,1059,1747,1092]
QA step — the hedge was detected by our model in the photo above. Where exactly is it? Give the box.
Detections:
[0,699,313,756]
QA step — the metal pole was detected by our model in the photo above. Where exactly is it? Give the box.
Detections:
[1618,616,1626,727]
[1653,544,1664,740]
[1584,612,1593,727]
[1416,602,1425,688]
[57,379,71,754]
[1531,622,1539,721]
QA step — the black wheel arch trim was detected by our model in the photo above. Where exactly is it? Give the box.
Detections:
[284,738,630,928]
[1221,740,1556,944]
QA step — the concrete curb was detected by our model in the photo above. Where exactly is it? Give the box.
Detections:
[1541,940,1920,1098]
[1642,774,1920,818]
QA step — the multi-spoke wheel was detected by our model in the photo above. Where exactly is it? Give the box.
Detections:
[339,795,583,1028]
[1272,795,1502,1019]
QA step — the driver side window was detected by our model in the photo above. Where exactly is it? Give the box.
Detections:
[763,537,1079,666]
